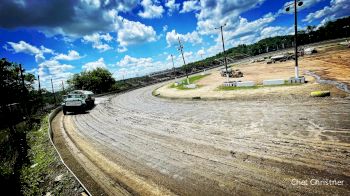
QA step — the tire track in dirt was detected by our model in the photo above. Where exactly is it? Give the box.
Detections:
[58,84,350,195]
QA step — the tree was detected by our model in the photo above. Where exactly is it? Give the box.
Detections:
[0,58,35,106]
[67,67,116,94]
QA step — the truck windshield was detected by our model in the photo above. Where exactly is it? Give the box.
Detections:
[67,94,82,98]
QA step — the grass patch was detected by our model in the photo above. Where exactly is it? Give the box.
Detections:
[20,115,81,195]
[170,74,209,90]
[20,116,55,195]
[217,83,303,91]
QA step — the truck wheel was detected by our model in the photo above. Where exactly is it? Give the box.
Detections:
[63,109,67,115]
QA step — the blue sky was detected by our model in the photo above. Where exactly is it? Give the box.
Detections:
[0,0,349,90]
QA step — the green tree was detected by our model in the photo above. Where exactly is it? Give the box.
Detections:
[67,67,116,94]
[0,58,35,106]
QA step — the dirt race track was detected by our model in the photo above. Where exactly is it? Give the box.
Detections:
[53,84,350,195]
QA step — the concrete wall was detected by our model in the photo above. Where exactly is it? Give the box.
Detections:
[263,79,285,86]
[236,81,255,87]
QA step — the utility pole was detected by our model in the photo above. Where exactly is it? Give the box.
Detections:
[171,54,176,79]
[51,78,57,105]
[19,64,25,92]
[61,81,65,92]
[19,64,28,116]
[286,0,303,79]
[215,24,229,82]
[38,75,41,92]
[177,37,189,84]
[38,75,43,111]
[293,0,299,79]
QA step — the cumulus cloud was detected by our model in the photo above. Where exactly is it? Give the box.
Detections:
[196,0,266,35]
[180,0,201,13]
[37,59,74,89]
[163,25,168,32]
[197,49,205,57]
[278,0,324,15]
[82,58,107,71]
[3,39,85,90]
[117,55,154,67]
[166,29,202,47]
[53,50,82,61]
[117,19,157,52]
[303,0,350,23]
[115,55,172,79]
[138,0,164,19]
[82,33,113,52]
[4,40,55,62]
[224,13,276,41]
[0,0,139,37]
[165,0,180,15]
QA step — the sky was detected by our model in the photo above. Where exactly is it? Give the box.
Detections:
[0,0,349,90]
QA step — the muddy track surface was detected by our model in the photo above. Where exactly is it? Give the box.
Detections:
[54,84,350,195]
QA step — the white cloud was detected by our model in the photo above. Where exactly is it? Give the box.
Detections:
[165,0,180,15]
[117,19,157,52]
[303,0,350,23]
[53,50,82,61]
[260,26,287,39]
[224,13,276,41]
[197,49,205,57]
[196,0,266,35]
[317,15,336,28]
[117,55,154,67]
[37,59,74,89]
[163,25,168,32]
[166,29,202,47]
[115,55,171,79]
[279,0,324,15]
[82,33,113,52]
[4,40,55,62]
[0,1,139,38]
[180,0,200,13]
[82,58,107,71]
[138,0,164,19]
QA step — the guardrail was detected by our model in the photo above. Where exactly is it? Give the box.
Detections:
[47,107,92,196]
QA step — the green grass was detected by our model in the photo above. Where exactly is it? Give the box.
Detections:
[19,114,81,195]
[217,83,302,91]
[170,74,210,90]
[20,116,55,195]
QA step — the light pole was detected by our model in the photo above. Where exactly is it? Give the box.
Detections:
[215,24,229,82]
[177,37,189,84]
[170,54,176,79]
[286,0,303,79]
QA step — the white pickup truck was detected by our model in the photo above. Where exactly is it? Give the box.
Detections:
[62,90,95,115]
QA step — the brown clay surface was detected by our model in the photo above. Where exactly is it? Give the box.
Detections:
[53,85,350,195]
[52,41,350,195]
